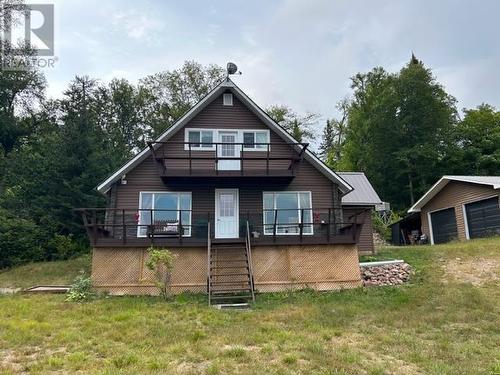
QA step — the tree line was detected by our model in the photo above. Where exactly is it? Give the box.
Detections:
[1,49,498,267]
[319,55,500,210]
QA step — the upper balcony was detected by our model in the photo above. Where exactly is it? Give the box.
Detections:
[147,141,309,182]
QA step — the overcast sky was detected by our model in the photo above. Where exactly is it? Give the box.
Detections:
[31,0,500,124]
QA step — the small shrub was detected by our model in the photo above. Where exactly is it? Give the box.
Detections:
[283,354,298,365]
[224,346,246,358]
[66,272,95,302]
[145,247,177,300]
[372,211,402,242]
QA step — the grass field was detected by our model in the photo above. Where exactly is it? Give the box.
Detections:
[0,256,91,290]
[0,238,499,374]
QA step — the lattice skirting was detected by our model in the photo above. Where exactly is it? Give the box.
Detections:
[91,244,362,295]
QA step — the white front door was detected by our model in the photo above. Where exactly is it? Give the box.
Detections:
[215,189,239,238]
[218,131,240,170]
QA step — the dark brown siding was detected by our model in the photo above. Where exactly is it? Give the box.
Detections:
[343,206,374,254]
[114,92,338,209]
[111,92,341,241]
[420,181,499,242]
[156,92,300,171]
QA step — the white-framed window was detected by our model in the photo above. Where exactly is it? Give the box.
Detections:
[263,192,313,235]
[137,192,192,237]
[243,130,270,150]
[185,129,215,150]
[223,93,233,106]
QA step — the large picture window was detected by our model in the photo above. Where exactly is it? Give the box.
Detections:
[137,192,192,237]
[263,192,313,235]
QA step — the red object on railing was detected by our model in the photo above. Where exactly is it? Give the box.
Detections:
[134,212,140,222]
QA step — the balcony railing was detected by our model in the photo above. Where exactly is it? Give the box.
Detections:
[76,207,364,247]
[147,141,309,178]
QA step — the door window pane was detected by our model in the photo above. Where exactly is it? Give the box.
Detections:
[219,194,234,217]
[221,134,236,156]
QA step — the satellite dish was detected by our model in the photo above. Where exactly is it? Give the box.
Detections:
[227,62,238,75]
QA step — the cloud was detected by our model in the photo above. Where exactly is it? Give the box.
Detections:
[109,8,164,46]
[42,0,500,120]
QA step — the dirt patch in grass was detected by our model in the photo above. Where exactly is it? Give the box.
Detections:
[329,333,423,374]
[442,257,500,286]
[0,346,67,374]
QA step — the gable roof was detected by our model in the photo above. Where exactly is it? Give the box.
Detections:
[338,172,383,206]
[97,78,353,194]
[408,175,500,213]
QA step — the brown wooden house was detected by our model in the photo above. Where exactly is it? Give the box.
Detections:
[80,78,366,304]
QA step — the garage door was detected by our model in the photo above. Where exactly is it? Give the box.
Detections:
[465,196,500,239]
[431,208,458,244]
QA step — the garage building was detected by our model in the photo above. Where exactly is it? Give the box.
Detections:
[408,176,500,245]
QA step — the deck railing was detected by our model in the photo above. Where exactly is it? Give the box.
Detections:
[75,207,365,247]
[147,141,308,177]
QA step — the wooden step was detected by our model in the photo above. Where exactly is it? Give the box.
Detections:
[211,289,252,294]
[210,280,250,285]
[210,273,250,277]
[210,265,249,270]
[214,303,251,310]
[210,294,253,300]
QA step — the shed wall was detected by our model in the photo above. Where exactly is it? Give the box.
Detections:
[420,181,499,242]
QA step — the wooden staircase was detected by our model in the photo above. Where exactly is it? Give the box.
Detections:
[207,222,255,306]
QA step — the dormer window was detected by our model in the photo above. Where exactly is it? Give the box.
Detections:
[223,93,233,106]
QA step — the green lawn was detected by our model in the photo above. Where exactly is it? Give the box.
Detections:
[1,238,499,374]
[0,255,91,289]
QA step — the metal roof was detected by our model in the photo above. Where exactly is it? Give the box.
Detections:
[408,175,500,213]
[338,172,383,206]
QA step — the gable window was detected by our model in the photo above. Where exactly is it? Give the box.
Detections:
[186,130,214,149]
[223,93,233,106]
[138,192,192,237]
[263,192,313,235]
[243,131,269,150]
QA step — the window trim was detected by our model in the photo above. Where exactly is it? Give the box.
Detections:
[137,191,192,238]
[184,128,270,152]
[426,205,456,245]
[262,191,313,236]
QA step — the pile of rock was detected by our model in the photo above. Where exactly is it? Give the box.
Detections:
[361,262,412,286]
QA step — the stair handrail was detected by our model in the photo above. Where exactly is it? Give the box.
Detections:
[245,221,256,302]
[207,221,211,305]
